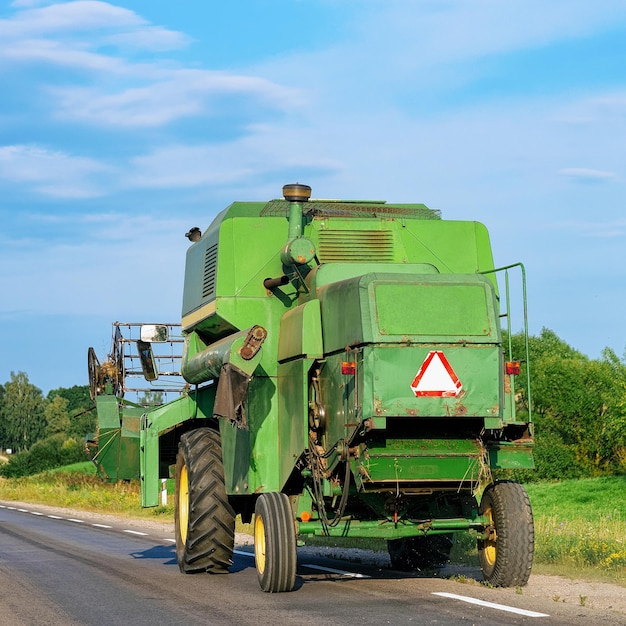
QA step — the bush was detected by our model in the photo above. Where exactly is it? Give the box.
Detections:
[0,435,86,478]
[0,450,32,478]
[533,431,584,480]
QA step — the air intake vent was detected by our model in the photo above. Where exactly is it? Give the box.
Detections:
[202,244,218,298]
[318,230,395,263]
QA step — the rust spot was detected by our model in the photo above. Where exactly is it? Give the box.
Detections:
[504,375,511,394]
[405,408,418,416]
[453,403,468,416]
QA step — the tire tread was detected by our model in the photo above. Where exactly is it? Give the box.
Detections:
[175,428,235,574]
[255,492,297,592]
[478,481,534,587]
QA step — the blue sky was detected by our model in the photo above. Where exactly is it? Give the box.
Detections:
[1,0,626,394]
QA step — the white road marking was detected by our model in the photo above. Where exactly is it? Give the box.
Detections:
[1,505,370,584]
[301,563,369,579]
[233,549,253,557]
[432,592,549,618]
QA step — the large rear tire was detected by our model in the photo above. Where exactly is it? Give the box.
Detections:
[478,481,534,587]
[254,492,297,592]
[175,428,235,574]
[387,534,453,571]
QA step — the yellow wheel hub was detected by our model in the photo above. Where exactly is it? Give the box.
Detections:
[179,464,189,545]
[483,505,497,566]
[254,514,266,574]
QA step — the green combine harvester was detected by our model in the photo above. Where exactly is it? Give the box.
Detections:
[88,184,534,592]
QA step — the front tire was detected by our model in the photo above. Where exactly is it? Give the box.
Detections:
[175,428,235,574]
[478,481,534,587]
[254,492,297,592]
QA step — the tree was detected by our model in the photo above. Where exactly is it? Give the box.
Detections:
[0,382,5,449]
[45,395,70,437]
[47,385,95,439]
[137,390,165,407]
[47,385,92,414]
[509,328,626,478]
[67,406,97,440]
[0,372,46,452]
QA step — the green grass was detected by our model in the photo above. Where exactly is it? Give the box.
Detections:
[525,475,626,519]
[49,461,98,475]
[525,476,626,582]
[0,465,624,582]
[0,462,173,520]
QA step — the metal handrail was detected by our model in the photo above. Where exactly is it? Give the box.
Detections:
[480,263,532,422]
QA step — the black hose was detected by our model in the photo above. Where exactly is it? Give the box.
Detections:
[263,275,289,289]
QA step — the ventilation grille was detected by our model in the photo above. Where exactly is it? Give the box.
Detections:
[202,244,218,298]
[260,200,441,220]
[317,230,395,263]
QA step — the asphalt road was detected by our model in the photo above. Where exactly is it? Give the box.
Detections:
[0,503,623,626]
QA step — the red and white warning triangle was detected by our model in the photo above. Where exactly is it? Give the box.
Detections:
[410,351,462,397]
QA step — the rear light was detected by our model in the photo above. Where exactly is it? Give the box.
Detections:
[342,361,356,375]
[505,361,521,376]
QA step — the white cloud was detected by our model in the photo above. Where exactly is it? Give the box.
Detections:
[124,131,342,189]
[556,90,626,128]
[559,168,616,182]
[253,1,626,115]
[101,26,190,51]
[1,1,146,38]
[0,211,189,317]
[0,2,300,128]
[0,1,189,67]
[49,69,302,127]
[0,144,112,197]
[0,37,128,71]
[10,0,50,7]
[353,0,626,69]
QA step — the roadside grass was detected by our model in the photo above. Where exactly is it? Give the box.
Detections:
[0,463,624,584]
[0,461,174,520]
[525,477,626,584]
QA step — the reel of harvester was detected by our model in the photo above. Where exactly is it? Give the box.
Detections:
[87,346,123,400]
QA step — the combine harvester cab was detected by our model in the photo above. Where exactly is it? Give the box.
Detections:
[89,184,534,593]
